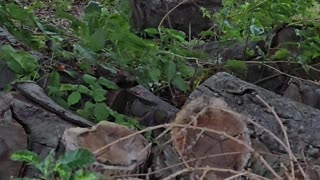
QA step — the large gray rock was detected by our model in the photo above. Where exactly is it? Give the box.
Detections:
[131,0,222,36]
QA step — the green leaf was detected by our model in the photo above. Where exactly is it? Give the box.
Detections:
[94,103,110,121]
[92,88,107,102]
[224,60,247,71]
[249,25,264,37]
[77,101,95,118]
[274,49,290,59]
[74,44,96,64]
[57,149,95,170]
[77,85,91,95]
[97,77,118,90]
[199,30,215,37]
[163,28,186,42]
[144,28,159,36]
[48,71,61,87]
[89,28,106,52]
[165,61,176,82]
[11,150,41,168]
[83,74,97,85]
[73,169,99,180]
[84,1,102,16]
[6,3,35,25]
[172,75,188,92]
[67,91,81,106]
[148,68,161,82]
[60,84,77,91]
[40,150,56,177]
[177,63,195,78]
[0,45,23,73]
[63,70,79,79]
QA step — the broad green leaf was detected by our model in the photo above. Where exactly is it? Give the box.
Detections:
[6,3,35,25]
[57,149,95,170]
[77,85,91,95]
[89,28,106,52]
[100,64,118,74]
[148,68,161,82]
[63,70,79,79]
[5,57,23,73]
[60,84,77,91]
[84,102,95,111]
[48,71,61,87]
[92,88,107,102]
[224,60,247,71]
[78,101,95,118]
[55,167,71,180]
[67,91,81,106]
[40,150,55,177]
[83,74,97,85]
[94,103,109,121]
[74,44,96,63]
[73,169,99,180]
[199,30,215,37]
[274,49,290,59]
[165,61,176,82]
[177,63,195,78]
[144,28,159,36]
[163,28,186,42]
[0,45,23,73]
[97,77,118,90]
[11,150,41,168]
[172,75,188,92]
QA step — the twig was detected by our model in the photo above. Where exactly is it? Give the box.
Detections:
[157,0,190,31]
[94,117,280,179]
[224,172,248,180]
[162,167,271,180]
[199,166,210,180]
[255,94,307,179]
[94,124,169,156]
[246,61,320,86]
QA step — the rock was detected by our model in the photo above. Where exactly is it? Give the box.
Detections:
[188,72,320,179]
[62,121,150,179]
[0,61,15,90]
[0,96,28,179]
[171,96,251,179]
[131,0,222,36]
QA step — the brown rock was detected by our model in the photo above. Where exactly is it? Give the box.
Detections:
[62,121,150,179]
[171,96,251,179]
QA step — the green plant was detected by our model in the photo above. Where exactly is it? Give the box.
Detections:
[0,45,39,80]
[211,0,320,66]
[0,1,207,129]
[46,71,142,129]
[11,149,99,180]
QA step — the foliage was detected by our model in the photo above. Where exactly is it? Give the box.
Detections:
[0,45,39,80]
[211,0,320,66]
[11,149,99,180]
[0,1,206,127]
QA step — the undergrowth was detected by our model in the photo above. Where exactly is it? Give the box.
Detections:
[2,0,320,179]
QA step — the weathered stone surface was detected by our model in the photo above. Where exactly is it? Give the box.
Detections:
[12,82,94,127]
[0,61,15,90]
[188,72,320,178]
[0,91,79,178]
[62,121,150,178]
[132,0,222,36]
[0,93,27,180]
[172,97,251,179]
